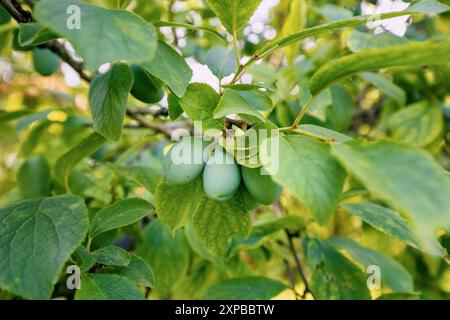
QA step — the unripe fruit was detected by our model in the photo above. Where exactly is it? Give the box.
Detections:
[130,64,164,103]
[241,185,260,211]
[203,147,241,201]
[163,137,208,185]
[33,48,60,76]
[241,166,282,205]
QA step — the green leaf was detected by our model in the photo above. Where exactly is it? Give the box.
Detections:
[319,4,353,21]
[153,20,228,43]
[72,246,96,273]
[90,198,154,239]
[17,155,51,199]
[234,89,273,112]
[54,132,106,189]
[92,245,131,266]
[206,0,262,35]
[111,165,161,194]
[206,46,237,79]
[377,293,421,300]
[18,22,58,46]
[303,238,371,300]
[332,139,450,256]
[203,277,287,300]
[254,215,306,233]
[230,216,305,254]
[407,0,449,13]
[295,125,353,143]
[168,92,184,121]
[387,101,443,147]
[100,255,153,287]
[177,83,223,131]
[20,120,51,157]
[16,109,52,131]
[214,89,266,122]
[34,0,157,70]
[75,274,145,300]
[341,202,419,248]
[192,194,252,255]
[184,223,228,269]
[155,178,203,232]
[221,83,274,91]
[328,85,355,132]
[261,135,346,224]
[347,30,408,53]
[360,72,406,106]
[257,1,449,60]
[329,237,414,293]
[142,41,192,97]
[172,260,216,300]
[136,220,189,298]
[0,194,89,300]
[102,0,132,9]
[310,41,450,95]
[0,110,32,123]
[280,0,307,63]
[308,89,332,121]
[89,63,133,141]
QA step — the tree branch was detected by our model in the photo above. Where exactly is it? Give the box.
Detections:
[167,0,179,47]
[286,231,317,300]
[126,109,187,139]
[0,0,30,22]
[0,0,176,135]
[44,40,92,82]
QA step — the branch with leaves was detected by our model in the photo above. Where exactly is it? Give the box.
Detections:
[0,0,449,302]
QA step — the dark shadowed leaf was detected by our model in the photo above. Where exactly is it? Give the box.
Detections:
[89,63,133,141]
[203,277,287,300]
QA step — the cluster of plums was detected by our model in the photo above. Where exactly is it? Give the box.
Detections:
[162,137,282,209]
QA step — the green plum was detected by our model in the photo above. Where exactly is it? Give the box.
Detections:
[130,64,164,103]
[33,48,60,76]
[203,147,241,201]
[163,136,209,185]
[241,185,260,211]
[241,166,282,205]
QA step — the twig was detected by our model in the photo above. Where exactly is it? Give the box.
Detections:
[280,127,337,144]
[167,0,179,47]
[292,96,315,129]
[0,0,175,135]
[44,40,92,82]
[0,0,29,22]
[1,0,91,81]
[130,107,169,117]
[126,109,183,138]
[285,231,317,300]
[283,259,302,300]
[229,54,258,84]
[11,0,33,21]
